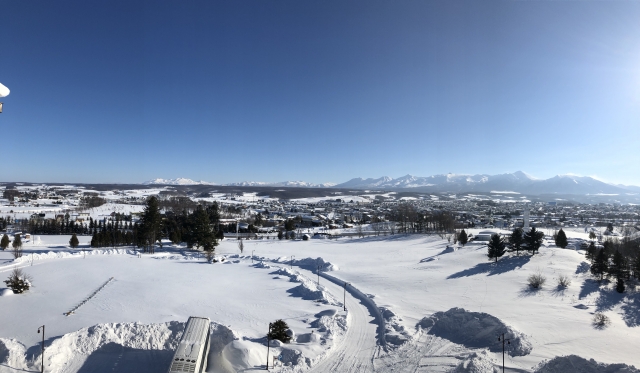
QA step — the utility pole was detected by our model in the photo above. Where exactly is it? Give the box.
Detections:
[37,325,45,373]
[252,250,255,264]
[317,265,320,286]
[290,255,295,269]
[498,333,510,373]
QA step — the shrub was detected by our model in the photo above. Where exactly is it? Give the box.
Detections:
[4,268,32,294]
[557,275,571,288]
[528,272,546,289]
[268,319,292,344]
[593,313,610,328]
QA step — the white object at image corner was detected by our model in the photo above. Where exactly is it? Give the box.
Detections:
[0,82,10,97]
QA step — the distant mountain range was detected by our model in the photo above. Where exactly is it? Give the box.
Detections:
[143,178,336,188]
[144,172,640,195]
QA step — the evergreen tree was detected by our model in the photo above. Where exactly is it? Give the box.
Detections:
[616,277,625,293]
[590,248,609,281]
[0,234,9,250]
[611,249,629,280]
[634,255,640,280]
[12,234,22,250]
[586,241,597,262]
[509,227,524,255]
[589,231,597,242]
[268,319,292,343]
[69,233,79,249]
[458,229,468,246]
[139,196,162,253]
[190,206,217,254]
[487,234,507,263]
[277,231,284,240]
[523,227,544,255]
[554,229,568,248]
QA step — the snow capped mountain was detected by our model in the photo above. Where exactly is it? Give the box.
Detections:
[226,181,337,188]
[143,178,216,185]
[334,171,633,195]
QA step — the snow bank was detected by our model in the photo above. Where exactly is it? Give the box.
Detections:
[418,308,532,356]
[450,351,499,373]
[379,307,411,346]
[0,338,28,371]
[10,249,136,265]
[534,355,640,373]
[270,267,339,305]
[41,322,184,371]
[289,257,339,272]
[0,289,13,296]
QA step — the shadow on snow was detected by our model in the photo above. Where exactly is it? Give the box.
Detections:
[447,255,532,279]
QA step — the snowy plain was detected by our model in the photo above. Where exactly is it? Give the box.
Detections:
[1,229,639,373]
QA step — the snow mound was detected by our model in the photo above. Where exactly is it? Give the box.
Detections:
[290,257,339,272]
[42,322,184,370]
[534,355,640,373]
[0,288,13,296]
[253,261,271,269]
[380,307,411,346]
[0,338,28,371]
[419,308,532,356]
[450,351,499,373]
[11,249,136,265]
[271,267,340,305]
[223,340,266,370]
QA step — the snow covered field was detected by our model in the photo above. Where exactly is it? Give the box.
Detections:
[1,230,639,372]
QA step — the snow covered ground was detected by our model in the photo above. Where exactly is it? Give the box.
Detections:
[1,230,639,372]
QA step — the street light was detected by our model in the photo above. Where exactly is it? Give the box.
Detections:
[266,322,273,370]
[343,282,350,311]
[37,325,45,373]
[498,333,511,373]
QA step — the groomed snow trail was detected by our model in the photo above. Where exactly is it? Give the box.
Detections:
[303,271,380,373]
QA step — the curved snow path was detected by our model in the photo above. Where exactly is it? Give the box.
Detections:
[297,269,382,373]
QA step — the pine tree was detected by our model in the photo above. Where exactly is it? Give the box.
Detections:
[268,319,291,343]
[12,234,22,250]
[140,196,162,254]
[509,227,524,255]
[586,241,597,262]
[0,234,9,250]
[69,233,79,249]
[278,231,284,240]
[616,277,625,293]
[487,234,507,263]
[458,229,468,246]
[190,206,217,255]
[523,227,544,255]
[555,229,568,248]
[590,248,609,281]
[634,255,640,280]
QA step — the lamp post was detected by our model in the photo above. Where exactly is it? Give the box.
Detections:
[266,322,272,370]
[498,333,510,373]
[343,282,350,311]
[37,325,45,373]
[290,255,295,269]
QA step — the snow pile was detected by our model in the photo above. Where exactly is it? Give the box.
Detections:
[0,289,13,296]
[450,351,499,373]
[253,261,271,269]
[10,249,136,265]
[290,257,339,272]
[379,307,411,346]
[310,309,347,339]
[270,267,339,305]
[418,308,532,356]
[534,355,640,373]
[0,339,28,371]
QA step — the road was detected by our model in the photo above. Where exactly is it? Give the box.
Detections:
[302,270,381,373]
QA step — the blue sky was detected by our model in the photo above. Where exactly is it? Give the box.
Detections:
[1,0,639,185]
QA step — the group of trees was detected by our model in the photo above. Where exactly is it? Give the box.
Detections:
[387,204,456,234]
[1,233,23,258]
[587,239,640,293]
[486,227,546,262]
[89,197,221,259]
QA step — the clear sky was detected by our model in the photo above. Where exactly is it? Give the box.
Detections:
[1,0,639,185]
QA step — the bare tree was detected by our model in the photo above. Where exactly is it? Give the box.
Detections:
[238,239,244,254]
